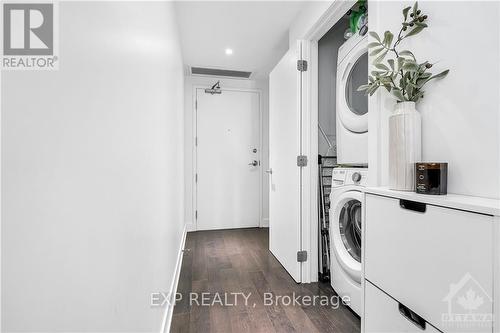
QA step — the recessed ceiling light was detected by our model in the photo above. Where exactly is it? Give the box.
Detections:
[225,48,233,55]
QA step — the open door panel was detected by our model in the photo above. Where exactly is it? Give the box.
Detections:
[269,41,307,283]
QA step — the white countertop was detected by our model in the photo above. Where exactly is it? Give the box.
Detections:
[364,187,500,216]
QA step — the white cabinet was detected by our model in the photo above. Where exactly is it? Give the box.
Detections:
[365,281,441,333]
[364,193,494,333]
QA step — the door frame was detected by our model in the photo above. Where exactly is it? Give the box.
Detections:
[191,85,263,231]
[300,0,358,283]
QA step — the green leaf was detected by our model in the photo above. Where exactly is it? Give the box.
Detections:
[383,31,394,47]
[406,26,424,37]
[411,90,425,102]
[397,57,405,71]
[416,74,431,87]
[414,22,428,28]
[368,42,381,48]
[369,31,381,42]
[387,59,395,71]
[430,69,450,80]
[375,63,390,71]
[416,79,427,88]
[366,84,378,96]
[370,47,385,56]
[406,85,414,98]
[374,49,388,63]
[413,1,419,17]
[391,89,405,101]
[402,61,419,72]
[417,69,449,87]
[357,84,371,91]
[378,77,390,84]
[419,72,432,79]
[368,85,380,96]
[402,6,411,21]
[399,50,415,59]
[404,71,411,81]
[371,70,386,77]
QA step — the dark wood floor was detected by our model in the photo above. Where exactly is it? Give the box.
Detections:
[170,228,360,333]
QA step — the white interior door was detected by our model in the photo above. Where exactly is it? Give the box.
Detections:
[269,43,303,282]
[196,89,261,231]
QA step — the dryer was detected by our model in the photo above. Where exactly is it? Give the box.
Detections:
[336,33,368,165]
[329,167,367,316]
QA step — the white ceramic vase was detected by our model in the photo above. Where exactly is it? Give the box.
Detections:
[389,101,422,191]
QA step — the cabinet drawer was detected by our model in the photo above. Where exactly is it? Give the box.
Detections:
[365,281,441,333]
[365,194,493,332]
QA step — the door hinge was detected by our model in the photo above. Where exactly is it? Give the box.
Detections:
[297,250,308,262]
[195,210,198,219]
[297,60,308,72]
[297,155,308,167]
[195,100,198,110]
[195,137,198,146]
[195,174,198,182]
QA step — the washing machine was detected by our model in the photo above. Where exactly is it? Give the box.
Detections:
[336,33,368,165]
[329,167,367,316]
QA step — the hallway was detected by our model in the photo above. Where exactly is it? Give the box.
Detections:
[170,228,360,333]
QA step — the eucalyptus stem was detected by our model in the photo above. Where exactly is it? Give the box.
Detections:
[358,1,449,103]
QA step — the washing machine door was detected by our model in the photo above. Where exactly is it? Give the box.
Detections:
[337,37,368,134]
[330,190,363,283]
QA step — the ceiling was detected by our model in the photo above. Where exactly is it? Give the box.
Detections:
[175,1,306,79]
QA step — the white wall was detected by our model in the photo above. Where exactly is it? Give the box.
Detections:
[289,1,334,47]
[184,76,269,230]
[1,2,185,332]
[369,0,500,199]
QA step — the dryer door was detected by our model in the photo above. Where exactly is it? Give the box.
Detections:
[330,190,363,282]
[337,37,368,134]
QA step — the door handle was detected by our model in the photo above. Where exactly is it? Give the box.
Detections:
[398,303,426,330]
[248,160,258,167]
[265,168,273,174]
[399,199,426,213]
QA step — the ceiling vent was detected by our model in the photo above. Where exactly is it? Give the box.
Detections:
[191,67,252,79]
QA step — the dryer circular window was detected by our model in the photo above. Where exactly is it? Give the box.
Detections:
[330,190,363,283]
[337,35,368,134]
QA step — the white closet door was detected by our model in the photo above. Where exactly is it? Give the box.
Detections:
[196,89,261,230]
[269,42,303,282]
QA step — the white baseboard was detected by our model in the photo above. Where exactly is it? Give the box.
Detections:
[185,222,196,232]
[161,224,187,333]
[261,217,269,228]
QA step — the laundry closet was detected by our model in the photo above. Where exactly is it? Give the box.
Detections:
[269,0,370,291]
[317,1,368,317]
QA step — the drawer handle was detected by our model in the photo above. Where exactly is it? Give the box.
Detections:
[398,303,426,330]
[399,199,426,213]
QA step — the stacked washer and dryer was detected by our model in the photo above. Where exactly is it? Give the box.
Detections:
[329,31,368,316]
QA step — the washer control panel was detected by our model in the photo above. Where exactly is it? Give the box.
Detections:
[332,168,368,187]
[331,168,347,187]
